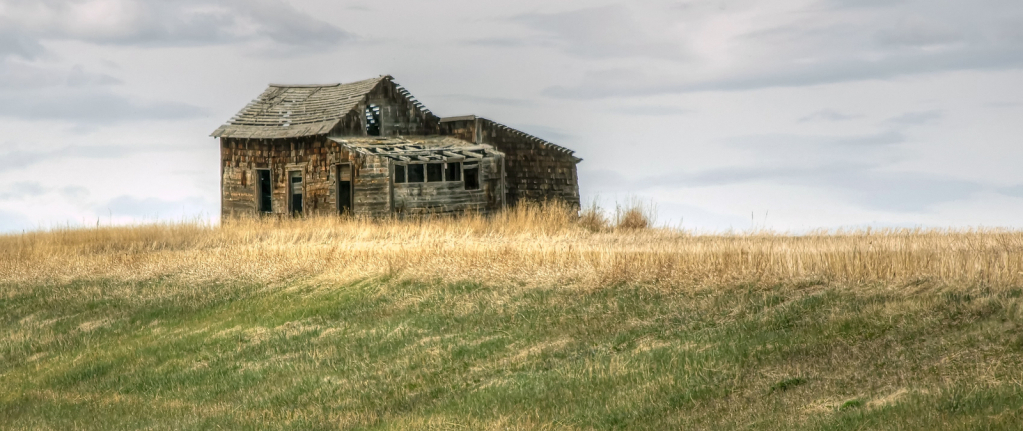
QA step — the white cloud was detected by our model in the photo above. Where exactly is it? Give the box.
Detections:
[799,109,863,122]
[510,5,690,60]
[523,0,1023,98]
[0,88,205,123]
[0,0,353,52]
[1,0,1022,231]
[885,110,944,125]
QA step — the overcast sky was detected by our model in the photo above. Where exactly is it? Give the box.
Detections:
[1,0,1022,232]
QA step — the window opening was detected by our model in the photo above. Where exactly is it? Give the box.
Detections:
[394,164,406,183]
[408,164,425,183]
[464,165,480,190]
[365,104,381,136]
[289,171,303,215]
[257,169,272,213]
[445,162,461,182]
[427,163,443,182]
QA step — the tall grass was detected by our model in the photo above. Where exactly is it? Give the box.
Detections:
[4,201,1023,429]
[2,200,1022,290]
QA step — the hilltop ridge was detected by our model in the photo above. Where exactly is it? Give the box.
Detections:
[2,203,1022,429]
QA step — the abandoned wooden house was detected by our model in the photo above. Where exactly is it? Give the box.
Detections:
[212,75,581,218]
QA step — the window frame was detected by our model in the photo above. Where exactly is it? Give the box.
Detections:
[393,160,474,186]
[426,162,444,182]
[394,164,406,184]
[445,162,461,182]
[407,163,425,183]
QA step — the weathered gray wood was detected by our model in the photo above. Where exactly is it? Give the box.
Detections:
[217,78,578,219]
[438,117,580,208]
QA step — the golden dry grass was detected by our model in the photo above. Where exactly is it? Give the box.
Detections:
[4,202,1023,429]
[2,201,1022,291]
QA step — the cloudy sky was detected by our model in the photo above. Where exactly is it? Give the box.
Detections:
[1,0,1022,232]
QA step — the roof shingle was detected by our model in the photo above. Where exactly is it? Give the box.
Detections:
[211,76,387,139]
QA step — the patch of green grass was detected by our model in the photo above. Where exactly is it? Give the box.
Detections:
[771,377,808,393]
[2,279,1022,430]
[839,398,864,411]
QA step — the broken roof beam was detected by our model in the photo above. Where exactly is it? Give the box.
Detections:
[442,151,465,160]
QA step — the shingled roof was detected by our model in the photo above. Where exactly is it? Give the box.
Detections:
[211,75,432,139]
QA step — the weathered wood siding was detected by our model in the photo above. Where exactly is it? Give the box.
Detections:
[352,153,391,216]
[392,155,505,215]
[328,79,440,137]
[220,136,394,218]
[439,119,580,208]
[221,140,258,217]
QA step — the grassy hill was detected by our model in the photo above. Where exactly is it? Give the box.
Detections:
[2,204,1022,429]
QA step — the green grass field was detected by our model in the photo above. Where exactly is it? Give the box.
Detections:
[3,277,1022,429]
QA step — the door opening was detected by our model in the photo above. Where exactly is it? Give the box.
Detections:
[463,164,480,190]
[288,170,303,216]
[336,164,352,215]
[256,169,272,213]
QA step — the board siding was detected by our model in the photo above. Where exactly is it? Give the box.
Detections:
[438,119,580,208]
[221,137,505,219]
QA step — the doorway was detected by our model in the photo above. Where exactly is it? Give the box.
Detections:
[288,170,303,216]
[336,164,353,215]
[256,169,272,213]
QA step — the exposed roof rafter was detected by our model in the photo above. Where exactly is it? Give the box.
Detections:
[211,75,437,139]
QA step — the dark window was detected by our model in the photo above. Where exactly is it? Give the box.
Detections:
[445,162,461,182]
[257,169,272,213]
[408,164,425,182]
[365,105,381,136]
[427,163,443,182]
[289,171,303,215]
[464,166,479,190]
[394,164,406,183]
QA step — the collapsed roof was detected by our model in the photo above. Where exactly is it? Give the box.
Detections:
[211,75,431,139]
[329,136,501,162]
[210,75,577,162]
